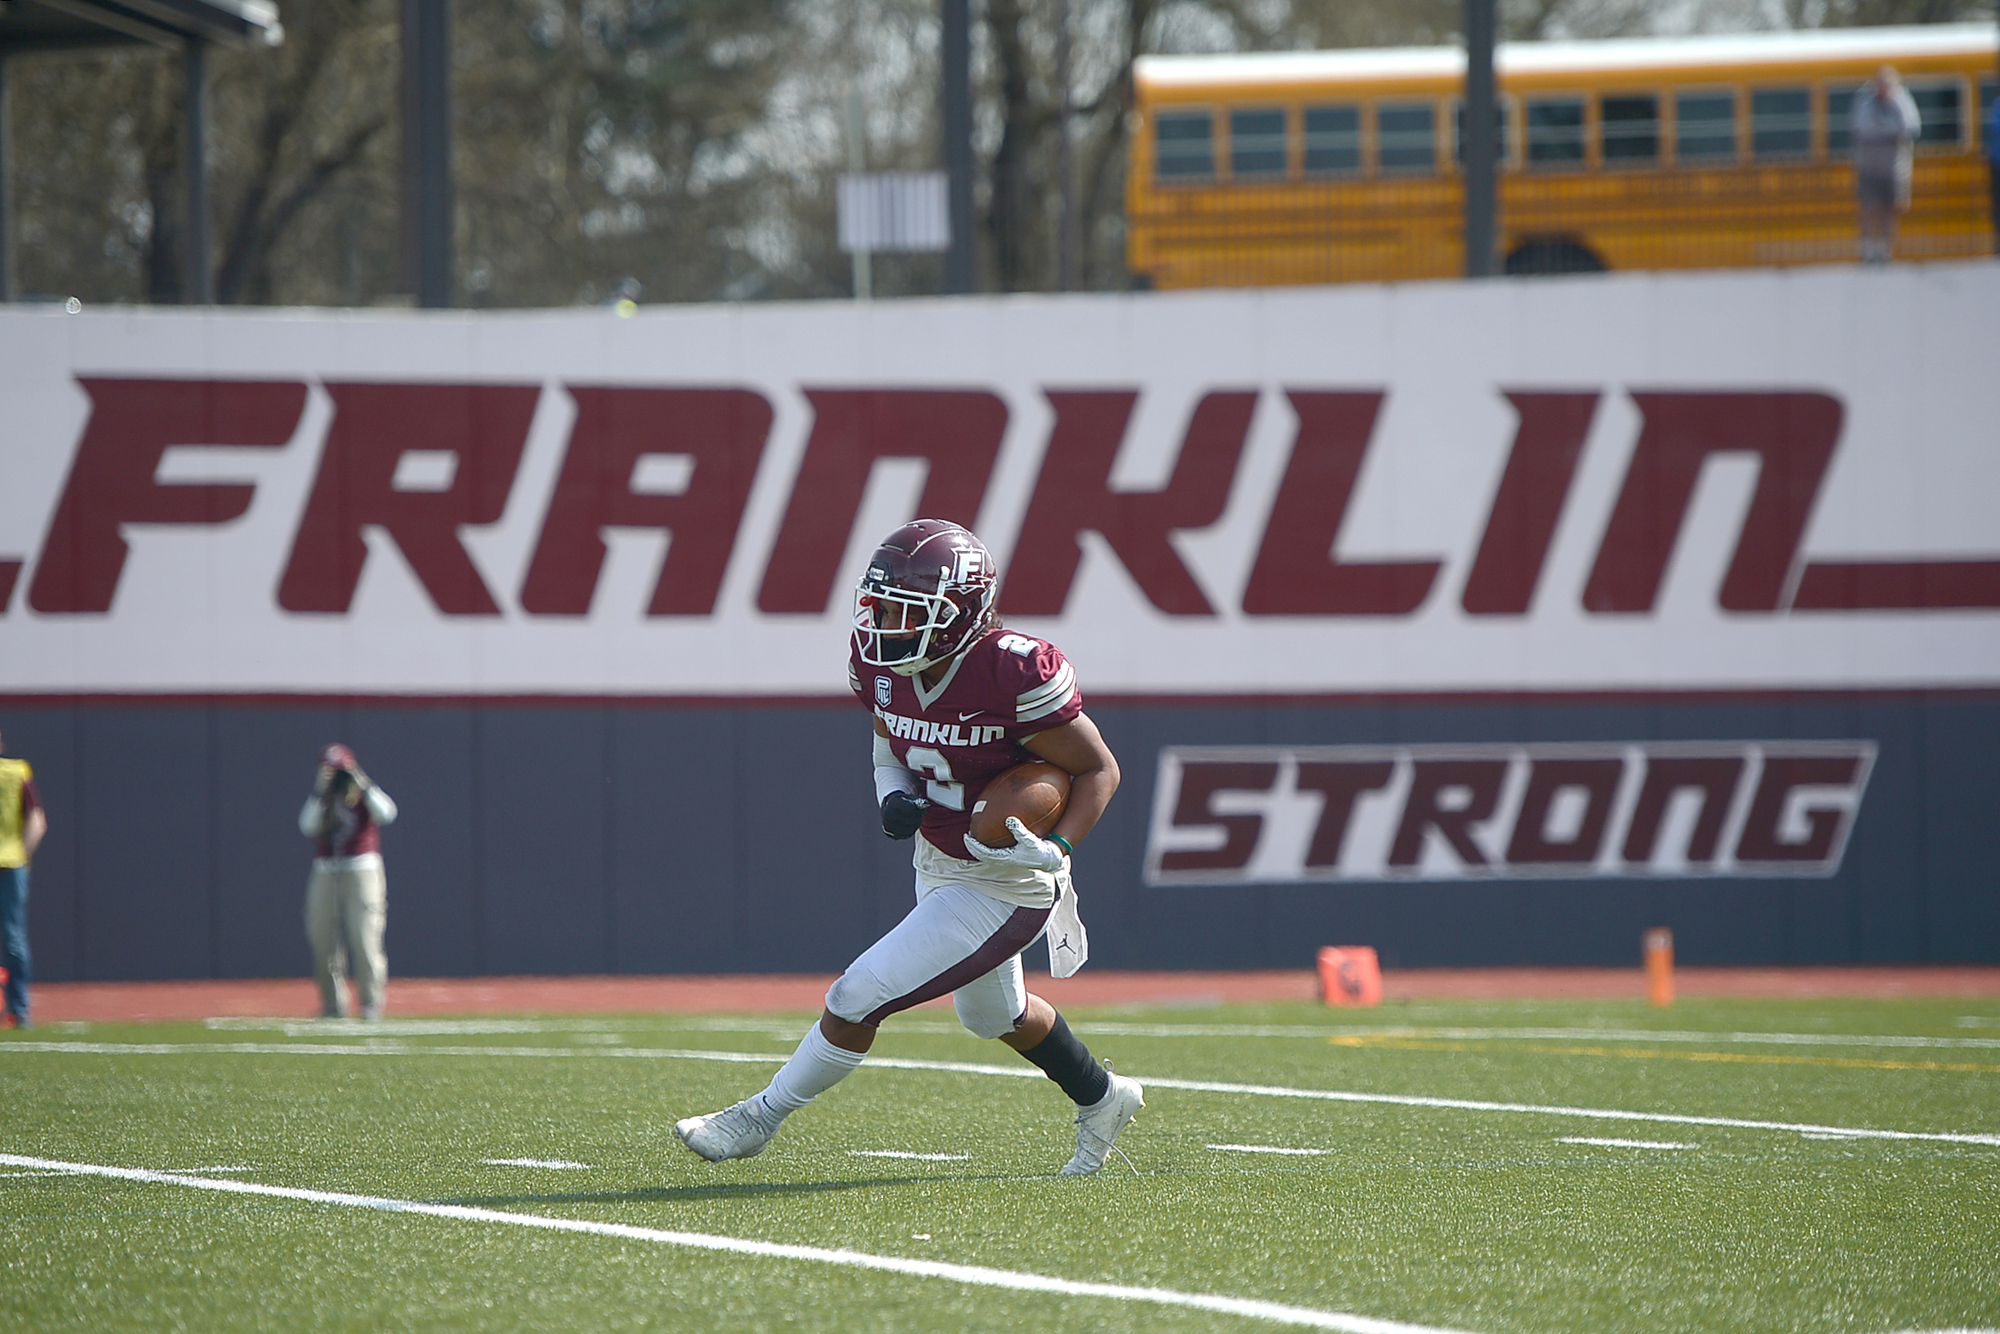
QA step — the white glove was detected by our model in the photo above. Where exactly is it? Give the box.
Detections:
[963,817,1069,873]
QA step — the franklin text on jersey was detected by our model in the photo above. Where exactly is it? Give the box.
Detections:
[848,627,1082,865]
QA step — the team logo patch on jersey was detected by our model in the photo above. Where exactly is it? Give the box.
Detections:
[875,676,893,707]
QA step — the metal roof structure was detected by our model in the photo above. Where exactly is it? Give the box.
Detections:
[0,0,280,54]
[0,0,284,304]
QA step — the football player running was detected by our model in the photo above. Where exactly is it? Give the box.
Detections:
[675,518,1144,1175]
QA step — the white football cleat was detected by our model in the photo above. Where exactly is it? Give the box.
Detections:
[675,1097,783,1162]
[1061,1072,1144,1176]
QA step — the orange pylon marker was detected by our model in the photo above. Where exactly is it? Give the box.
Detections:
[1643,928,1674,1007]
[1316,946,1383,1007]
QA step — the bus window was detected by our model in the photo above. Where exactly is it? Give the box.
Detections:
[1230,107,1289,179]
[1908,79,1963,147]
[1377,102,1436,174]
[1827,84,1857,156]
[1304,105,1362,175]
[1751,87,1811,159]
[1452,99,1513,165]
[1984,79,1998,149]
[1525,97,1586,167]
[1676,89,1737,162]
[1600,93,1660,164]
[1155,109,1216,182]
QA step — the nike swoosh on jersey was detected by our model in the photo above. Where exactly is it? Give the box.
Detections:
[958,710,984,721]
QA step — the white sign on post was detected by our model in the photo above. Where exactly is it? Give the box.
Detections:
[836,172,951,253]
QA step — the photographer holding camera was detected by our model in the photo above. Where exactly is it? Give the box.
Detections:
[300,744,397,1020]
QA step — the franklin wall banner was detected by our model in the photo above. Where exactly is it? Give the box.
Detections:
[0,262,1995,979]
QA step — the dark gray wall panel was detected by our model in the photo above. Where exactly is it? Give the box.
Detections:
[2,692,1996,980]
[608,708,742,974]
[75,710,214,980]
[476,709,610,975]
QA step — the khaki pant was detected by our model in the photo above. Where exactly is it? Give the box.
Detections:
[305,860,387,1019]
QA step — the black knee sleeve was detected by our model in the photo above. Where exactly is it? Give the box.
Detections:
[1016,1011,1111,1107]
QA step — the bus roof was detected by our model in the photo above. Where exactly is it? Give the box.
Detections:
[1134,23,1999,90]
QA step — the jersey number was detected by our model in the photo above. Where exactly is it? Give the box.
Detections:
[903,747,965,811]
[996,633,1037,657]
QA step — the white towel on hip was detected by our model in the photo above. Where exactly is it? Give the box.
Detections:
[1045,868,1088,979]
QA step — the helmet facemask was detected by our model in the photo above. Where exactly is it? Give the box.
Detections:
[851,522,997,676]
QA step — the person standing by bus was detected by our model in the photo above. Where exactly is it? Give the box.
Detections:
[0,730,48,1029]
[1852,65,1920,264]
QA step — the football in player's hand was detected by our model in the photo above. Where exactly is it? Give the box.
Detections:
[969,761,1071,847]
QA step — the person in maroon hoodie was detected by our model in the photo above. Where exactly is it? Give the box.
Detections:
[300,744,397,1020]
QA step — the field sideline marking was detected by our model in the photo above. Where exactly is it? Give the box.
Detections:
[7,1040,1999,1147]
[1323,1034,2000,1075]
[645,1017,2000,1052]
[0,1153,1472,1334]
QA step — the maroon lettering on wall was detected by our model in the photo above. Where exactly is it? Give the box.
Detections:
[1621,755,1745,865]
[1735,754,1865,864]
[1388,760,1508,867]
[1156,761,1279,873]
[1294,761,1394,868]
[0,561,21,614]
[1582,391,1842,614]
[999,390,1254,616]
[1790,560,2000,611]
[1241,391,1442,616]
[276,383,538,615]
[756,389,1005,614]
[1461,392,1599,615]
[519,387,774,616]
[1505,758,1622,864]
[30,378,308,614]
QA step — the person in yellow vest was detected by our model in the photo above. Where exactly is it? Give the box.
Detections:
[300,744,397,1020]
[0,730,49,1029]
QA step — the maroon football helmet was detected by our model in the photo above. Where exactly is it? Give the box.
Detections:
[852,519,998,675]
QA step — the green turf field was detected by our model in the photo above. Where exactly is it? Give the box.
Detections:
[2,996,1996,1332]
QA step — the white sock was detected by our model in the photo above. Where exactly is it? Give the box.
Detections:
[756,1022,866,1117]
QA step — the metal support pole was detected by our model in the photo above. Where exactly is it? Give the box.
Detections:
[1055,0,1076,291]
[183,39,213,304]
[401,0,454,307]
[0,57,13,303]
[1462,0,1497,279]
[940,0,974,293]
[845,84,872,301]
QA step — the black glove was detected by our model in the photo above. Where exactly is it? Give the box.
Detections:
[880,790,929,840]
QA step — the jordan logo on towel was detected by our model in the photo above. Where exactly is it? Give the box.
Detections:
[1047,871,1088,979]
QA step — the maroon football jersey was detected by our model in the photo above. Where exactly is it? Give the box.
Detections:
[313,794,382,860]
[849,625,1083,861]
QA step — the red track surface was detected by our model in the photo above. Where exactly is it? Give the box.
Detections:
[28,967,2000,1024]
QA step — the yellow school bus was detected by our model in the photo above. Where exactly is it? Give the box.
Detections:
[1128,24,1998,287]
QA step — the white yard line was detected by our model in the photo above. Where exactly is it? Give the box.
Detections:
[0,1153,1476,1334]
[483,1159,593,1169]
[650,1016,2000,1052]
[850,1150,972,1161]
[1053,1023,2000,1052]
[168,1012,2000,1051]
[7,1040,1998,1148]
[1210,1144,1329,1156]
[1556,1138,1696,1150]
